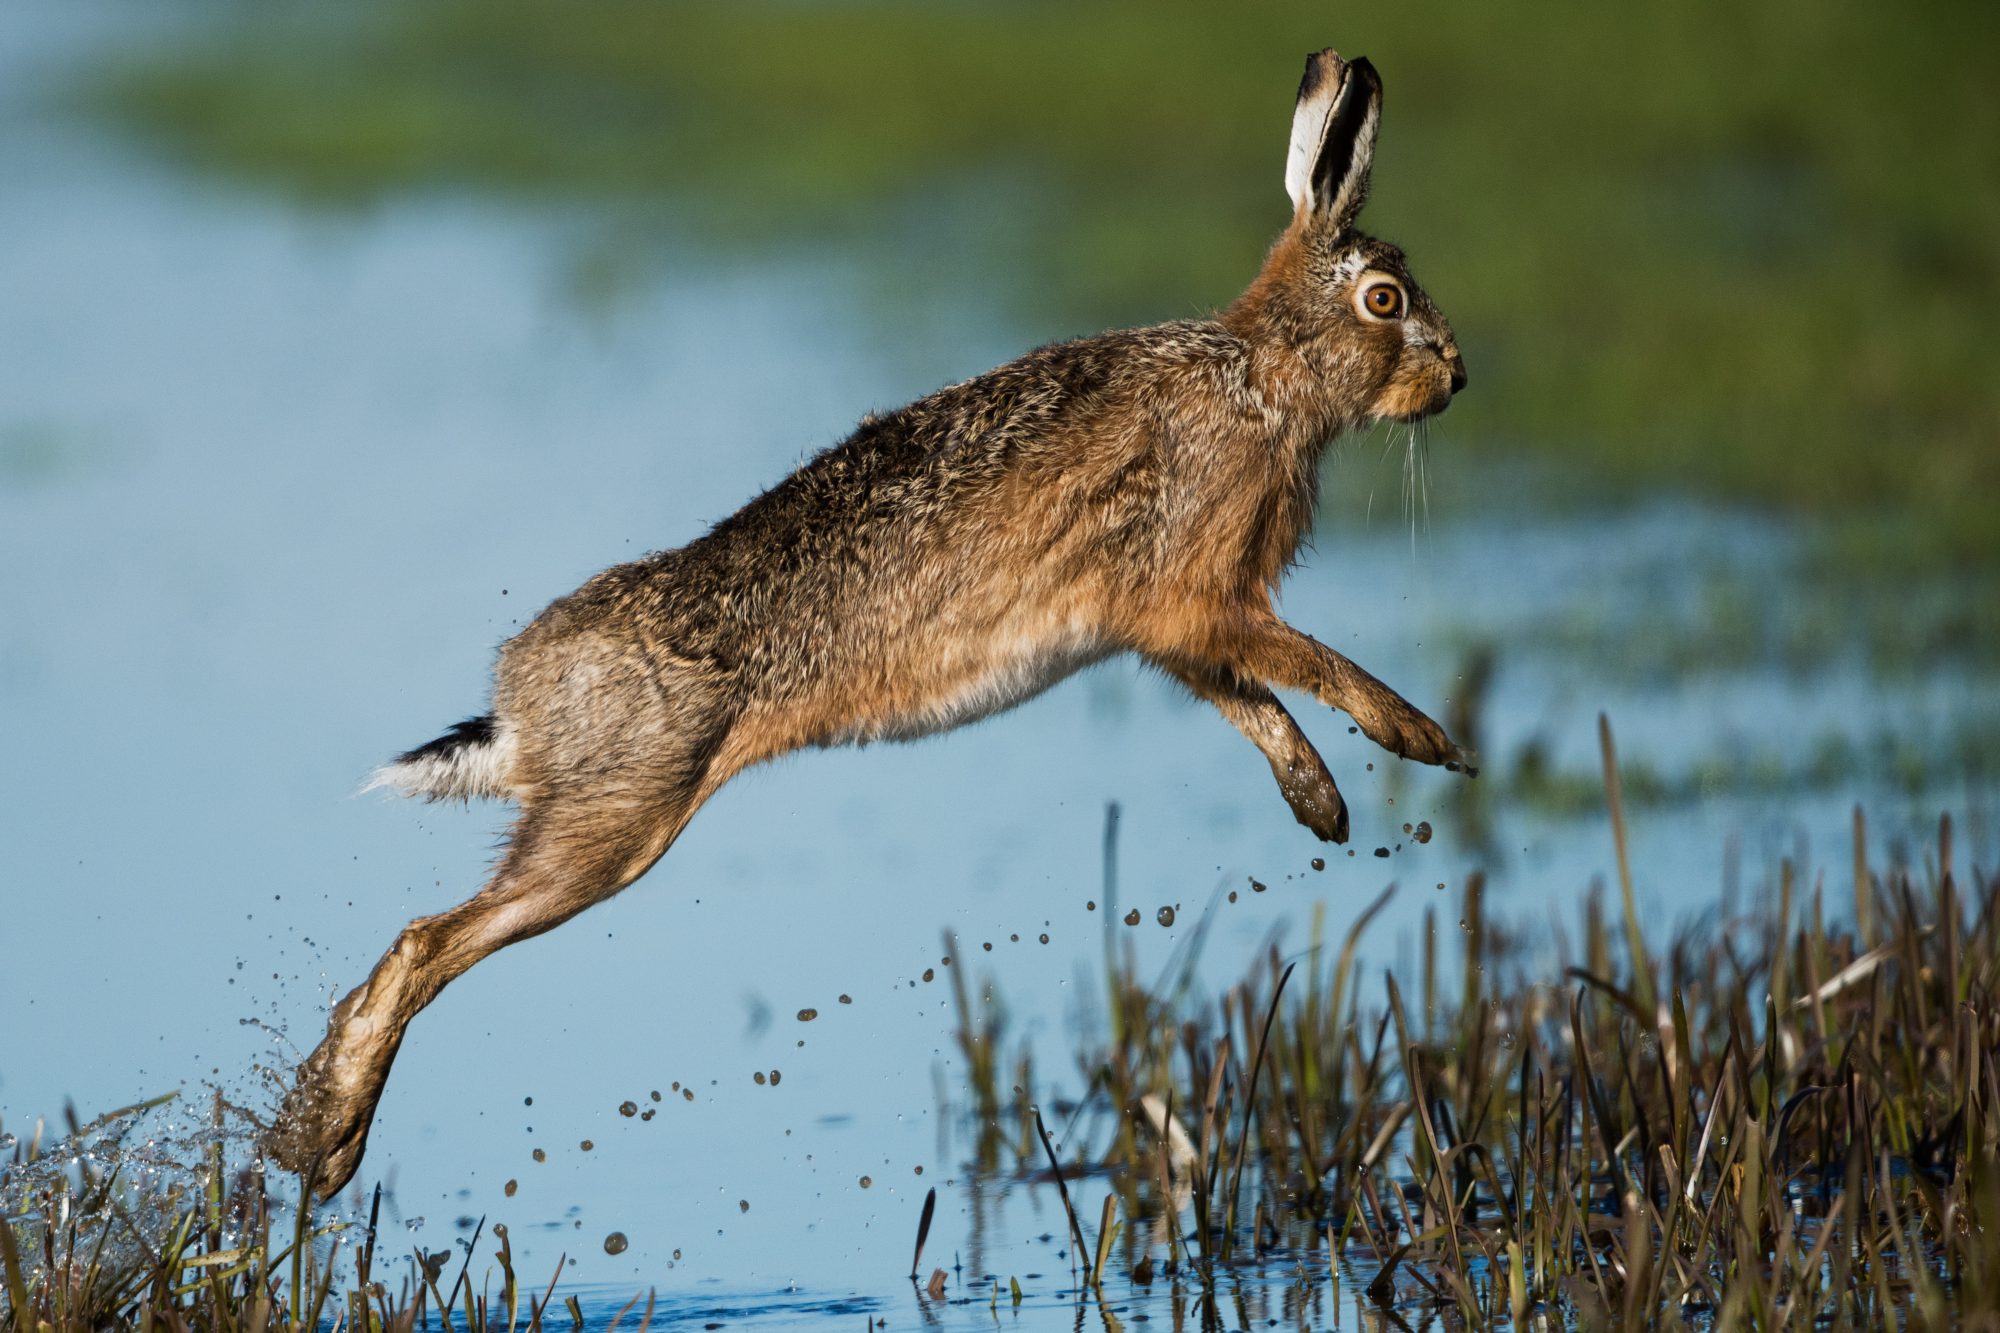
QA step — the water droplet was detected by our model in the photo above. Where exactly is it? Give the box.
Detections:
[754,1071,767,1085]
[1038,933,1049,944]
[532,1149,546,1163]
[914,1165,924,1175]
[619,1101,637,1117]
[650,1090,662,1102]
[1373,847,1390,858]
[683,1088,694,1102]
[580,1139,594,1151]
[1251,880,1267,893]
[1228,891,1238,903]
[769,1069,781,1085]
[922,968,935,983]
[839,994,853,1005]
[1414,821,1433,844]
[1156,906,1176,928]
[859,1175,873,1188]
[797,1008,818,1022]
[1086,900,1096,911]
[504,1179,518,1197]
[1310,858,1325,871]
[603,1232,628,1256]
[738,1199,750,1213]
[1120,908,1139,926]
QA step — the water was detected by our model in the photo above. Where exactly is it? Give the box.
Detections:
[1,8,1995,1329]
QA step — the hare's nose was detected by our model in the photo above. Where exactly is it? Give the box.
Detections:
[1444,348,1468,394]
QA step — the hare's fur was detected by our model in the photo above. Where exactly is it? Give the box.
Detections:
[273,49,1470,1195]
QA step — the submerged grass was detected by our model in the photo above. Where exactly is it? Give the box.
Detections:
[74,0,2000,566]
[949,727,2000,1327]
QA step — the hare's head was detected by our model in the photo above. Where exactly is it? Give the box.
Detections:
[1233,51,1466,426]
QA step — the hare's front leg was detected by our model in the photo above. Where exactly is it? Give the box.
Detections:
[1230,618,1470,771]
[1156,659,1348,843]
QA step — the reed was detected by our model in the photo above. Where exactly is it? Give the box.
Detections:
[954,787,2000,1326]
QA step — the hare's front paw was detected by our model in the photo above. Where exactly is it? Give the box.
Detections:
[1358,700,1469,772]
[1278,772,1349,844]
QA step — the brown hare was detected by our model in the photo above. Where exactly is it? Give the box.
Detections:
[272,48,1470,1196]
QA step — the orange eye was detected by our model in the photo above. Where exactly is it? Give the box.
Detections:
[1363,283,1404,318]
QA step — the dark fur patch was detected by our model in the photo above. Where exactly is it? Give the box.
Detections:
[395,715,496,765]
[1296,51,1330,102]
[1312,57,1379,208]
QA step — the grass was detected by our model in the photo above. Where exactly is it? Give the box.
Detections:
[945,723,2000,1327]
[0,1103,633,1333]
[74,0,2000,566]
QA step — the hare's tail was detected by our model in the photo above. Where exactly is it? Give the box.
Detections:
[363,715,516,802]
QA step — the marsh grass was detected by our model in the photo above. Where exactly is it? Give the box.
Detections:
[950,727,2000,1327]
[0,1103,632,1333]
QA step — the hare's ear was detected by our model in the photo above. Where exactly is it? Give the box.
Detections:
[1283,50,1382,231]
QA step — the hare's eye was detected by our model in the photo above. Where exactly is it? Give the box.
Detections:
[1362,283,1404,319]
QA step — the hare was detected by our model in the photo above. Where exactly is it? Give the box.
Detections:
[271,48,1469,1196]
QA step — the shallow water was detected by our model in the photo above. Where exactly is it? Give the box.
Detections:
[2,7,1995,1329]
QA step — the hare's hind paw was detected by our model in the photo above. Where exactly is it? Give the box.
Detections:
[267,1048,378,1200]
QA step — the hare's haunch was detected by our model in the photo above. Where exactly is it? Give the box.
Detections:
[272,48,1470,1196]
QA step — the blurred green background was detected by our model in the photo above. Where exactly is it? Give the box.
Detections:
[89,0,1998,567]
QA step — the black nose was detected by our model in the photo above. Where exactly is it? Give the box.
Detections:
[1446,352,1468,394]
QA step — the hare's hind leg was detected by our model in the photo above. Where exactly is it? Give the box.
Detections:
[1159,660,1348,843]
[270,769,718,1198]
[1230,619,1470,771]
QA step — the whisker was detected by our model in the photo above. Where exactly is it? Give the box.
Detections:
[1403,422,1418,555]
[1417,418,1433,538]
[1365,420,1398,528]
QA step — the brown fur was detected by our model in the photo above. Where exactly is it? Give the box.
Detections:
[271,48,1470,1195]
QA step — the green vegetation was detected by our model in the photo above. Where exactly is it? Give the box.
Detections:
[81,2,1999,563]
[949,774,2000,1324]
[0,1099,599,1333]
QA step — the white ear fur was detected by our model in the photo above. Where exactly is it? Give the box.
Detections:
[1283,51,1381,230]
[1284,51,1347,215]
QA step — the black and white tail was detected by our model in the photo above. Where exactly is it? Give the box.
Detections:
[364,715,517,802]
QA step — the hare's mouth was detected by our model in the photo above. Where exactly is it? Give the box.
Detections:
[1378,380,1454,424]
[1377,355,1463,424]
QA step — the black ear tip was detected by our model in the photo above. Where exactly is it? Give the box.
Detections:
[1349,57,1383,95]
[1297,48,1339,100]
